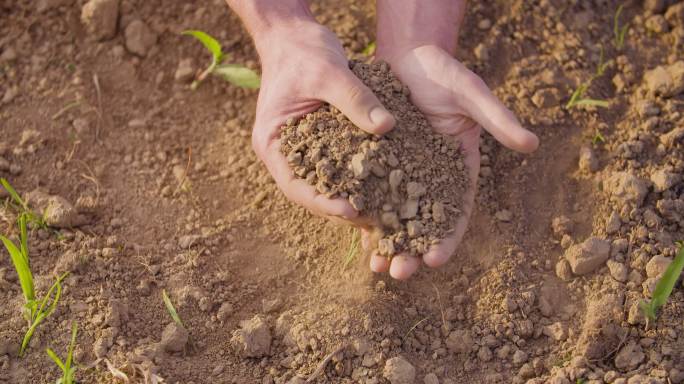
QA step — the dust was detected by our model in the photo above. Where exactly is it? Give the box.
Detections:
[280,60,468,257]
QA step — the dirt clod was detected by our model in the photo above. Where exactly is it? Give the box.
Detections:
[80,0,119,41]
[160,322,189,353]
[231,315,272,358]
[280,61,467,257]
[124,19,158,57]
[383,355,416,384]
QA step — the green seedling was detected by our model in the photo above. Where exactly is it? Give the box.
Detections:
[640,243,684,323]
[566,83,609,109]
[613,4,629,50]
[162,289,184,327]
[1,178,47,228]
[1,213,69,356]
[362,41,376,56]
[343,229,360,269]
[592,131,606,145]
[182,30,260,90]
[46,322,78,384]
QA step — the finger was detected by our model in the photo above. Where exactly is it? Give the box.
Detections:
[459,73,539,153]
[259,138,358,220]
[320,69,396,135]
[370,250,390,273]
[423,135,479,267]
[389,255,420,280]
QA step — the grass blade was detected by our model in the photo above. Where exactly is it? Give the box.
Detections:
[214,64,261,89]
[19,213,28,263]
[343,229,360,269]
[65,322,78,370]
[162,289,184,326]
[1,235,34,302]
[182,30,223,65]
[640,245,684,322]
[0,178,27,210]
[362,41,376,56]
[46,348,65,371]
[573,99,610,108]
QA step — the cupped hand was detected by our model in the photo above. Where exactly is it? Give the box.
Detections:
[251,22,395,222]
[367,45,539,279]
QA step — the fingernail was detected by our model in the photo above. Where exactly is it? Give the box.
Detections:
[369,107,394,132]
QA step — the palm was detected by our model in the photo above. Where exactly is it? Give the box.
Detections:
[366,45,537,279]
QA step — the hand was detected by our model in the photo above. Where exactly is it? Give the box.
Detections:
[251,21,395,222]
[366,45,539,279]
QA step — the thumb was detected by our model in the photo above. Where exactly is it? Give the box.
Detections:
[458,71,539,153]
[322,69,396,135]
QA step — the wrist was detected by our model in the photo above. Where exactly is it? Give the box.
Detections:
[376,0,465,63]
[226,0,316,56]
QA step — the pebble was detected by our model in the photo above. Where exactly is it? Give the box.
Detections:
[564,237,611,275]
[160,322,188,353]
[478,18,492,30]
[383,356,416,384]
[579,145,599,172]
[607,260,628,282]
[231,315,272,358]
[614,342,645,371]
[512,349,528,365]
[645,255,672,278]
[424,373,439,384]
[555,259,573,281]
[81,0,119,41]
[643,61,684,98]
[124,19,158,57]
[175,58,195,83]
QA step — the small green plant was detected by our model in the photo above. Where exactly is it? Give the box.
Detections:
[46,322,78,384]
[362,41,376,56]
[182,30,261,90]
[343,229,360,269]
[162,289,184,326]
[640,243,684,323]
[613,4,629,50]
[1,213,69,356]
[592,131,606,145]
[1,178,46,228]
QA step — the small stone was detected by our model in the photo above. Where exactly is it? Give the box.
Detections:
[555,259,573,281]
[614,342,645,371]
[349,194,365,211]
[81,0,119,41]
[650,169,681,192]
[478,18,492,30]
[579,146,599,172]
[646,255,672,278]
[477,346,492,362]
[495,209,512,222]
[124,19,158,57]
[606,211,622,234]
[543,322,568,341]
[160,322,188,353]
[445,329,473,354]
[407,221,423,238]
[389,169,404,189]
[607,260,628,282]
[474,43,489,61]
[512,349,528,365]
[605,172,651,208]
[383,356,416,384]
[406,182,426,199]
[424,373,439,384]
[231,315,272,358]
[564,237,611,275]
[351,153,370,179]
[531,88,560,108]
[378,238,395,256]
[643,61,684,98]
[400,199,419,219]
[432,202,446,223]
[552,215,573,236]
[174,58,195,83]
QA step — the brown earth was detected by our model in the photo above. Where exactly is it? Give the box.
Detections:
[1,0,683,384]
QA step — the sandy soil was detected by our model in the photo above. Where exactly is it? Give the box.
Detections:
[1,0,683,383]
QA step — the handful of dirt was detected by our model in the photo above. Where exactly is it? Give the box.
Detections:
[280,61,468,257]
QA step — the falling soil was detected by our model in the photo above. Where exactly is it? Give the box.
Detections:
[280,61,468,257]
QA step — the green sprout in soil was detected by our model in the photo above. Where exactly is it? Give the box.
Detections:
[640,242,684,324]
[162,289,184,327]
[182,30,261,90]
[1,213,69,357]
[343,229,361,269]
[614,4,629,50]
[362,41,376,56]
[1,178,46,229]
[592,130,606,145]
[46,322,78,384]
[566,46,610,110]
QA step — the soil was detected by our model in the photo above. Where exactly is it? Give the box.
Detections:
[1,1,684,384]
[280,61,468,257]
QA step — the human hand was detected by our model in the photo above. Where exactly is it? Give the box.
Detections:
[365,45,539,279]
[251,21,395,222]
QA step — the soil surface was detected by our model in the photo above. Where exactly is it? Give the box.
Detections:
[1,1,684,384]
[280,60,468,257]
